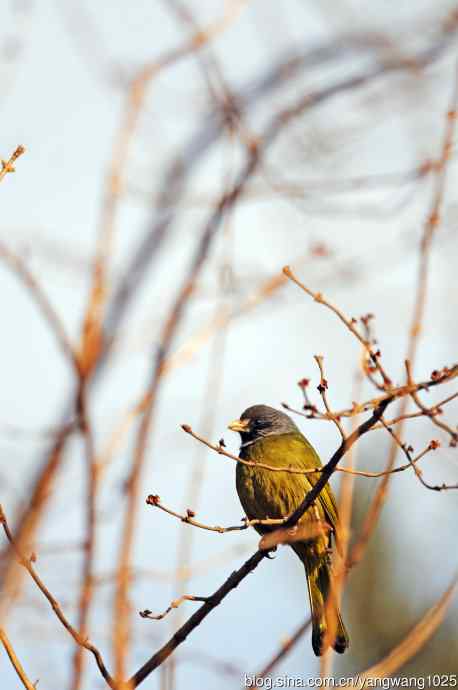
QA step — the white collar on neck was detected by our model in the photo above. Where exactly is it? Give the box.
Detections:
[240,439,256,448]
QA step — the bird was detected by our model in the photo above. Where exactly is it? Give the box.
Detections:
[228,404,349,656]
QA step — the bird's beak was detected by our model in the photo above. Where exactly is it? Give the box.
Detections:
[228,418,250,433]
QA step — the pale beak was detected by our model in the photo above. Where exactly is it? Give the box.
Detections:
[228,418,250,433]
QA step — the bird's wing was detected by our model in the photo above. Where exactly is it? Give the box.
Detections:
[293,433,343,553]
[255,432,342,552]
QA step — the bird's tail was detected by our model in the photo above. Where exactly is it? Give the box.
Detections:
[296,545,349,655]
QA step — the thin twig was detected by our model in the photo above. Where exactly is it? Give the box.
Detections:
[405,360,458,446]
[0,627,36,690]
[283,387,458,427]
[146,494,287,533]
[314,355,346,440]
[0,505,115,689]
[0,242,78,372]
[0,424,74,624]
[381,420,456,490]
[181,423,441,480]
[283,398,393,530]
[139,595,210,622]
[283,266,392,389]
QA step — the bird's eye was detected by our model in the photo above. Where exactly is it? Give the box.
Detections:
[254,419,267,429]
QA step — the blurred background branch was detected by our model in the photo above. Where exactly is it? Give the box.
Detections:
[1,2,458,688]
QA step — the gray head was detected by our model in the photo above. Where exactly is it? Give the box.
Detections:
[228,404,299,446]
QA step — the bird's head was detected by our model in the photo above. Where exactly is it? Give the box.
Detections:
[228,404,299,446]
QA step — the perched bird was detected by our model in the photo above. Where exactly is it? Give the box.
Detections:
[228,404,349,656]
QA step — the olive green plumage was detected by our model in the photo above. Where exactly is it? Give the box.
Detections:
[230,405,349,656]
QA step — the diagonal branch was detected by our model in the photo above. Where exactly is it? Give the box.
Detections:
[0,627,36,690]
[359,574,458,678]
[0,242,78,373]
[0,505,115,689]
[283,397,393,530]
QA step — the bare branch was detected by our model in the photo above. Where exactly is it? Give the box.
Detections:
[139,595,210,622]
[381,420,456,491]
[181,422,442,480]
[0,425,74,625]
[0,505,115,689]
[314,355,346,440]
[283,266,392,389]
[146,494,287,533]
[0,242,79,373]
[405,360,458,446]
[0,627,36,690]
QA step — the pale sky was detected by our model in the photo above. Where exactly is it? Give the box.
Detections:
[1,2,458,688]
